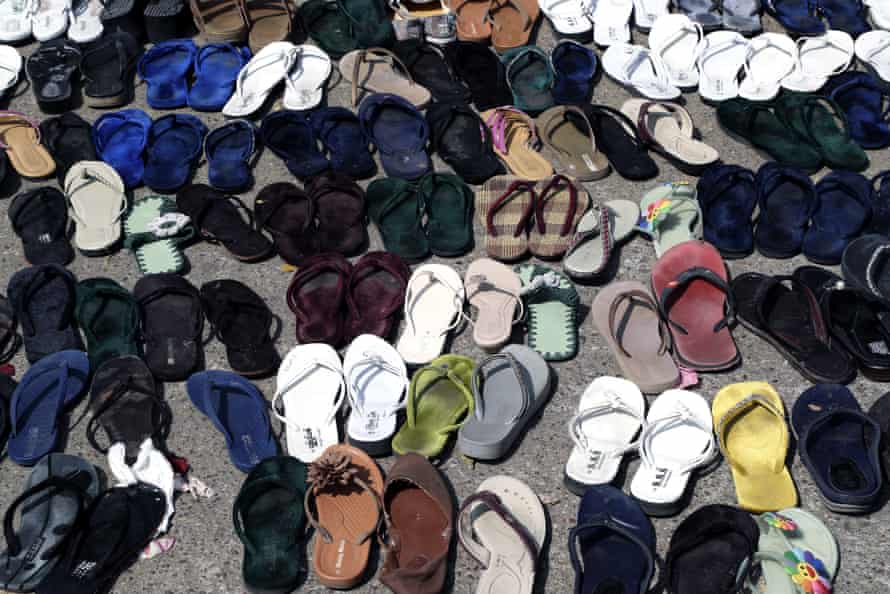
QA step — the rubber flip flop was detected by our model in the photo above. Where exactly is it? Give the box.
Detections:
[188,42,251,112]
[489,0,539,52]
[634,181,702,257]
[359,93,431,180]
[283,44,332,111]
[340,47,430,108]
[311,107,377,179]
[74,277,139,370]
[65,161,127,256]
[695,164,757,258]
[537,106,610,182]
[477,176,536,261]
[396,264,466,367]
[223,42,297,117]
[563,199,639,279]
[0,111,56,179]
[92,109,153,189]
[465,258,523,351]
[529,176,590,260]
[260,109,329,181]
[143,114,208,194]
[501,45,555,115]
[137,38,197,109]
[697,31,748,102]
[452,0,492,41]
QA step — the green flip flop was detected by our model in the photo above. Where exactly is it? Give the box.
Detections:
[391,354,475,458]
[748,508,839,594]
[75,277,140,370]
[635,181,702,257]
[515,264,579,361]
[123,195,194,275]
[367,177,430,262]
[418,173,475,257]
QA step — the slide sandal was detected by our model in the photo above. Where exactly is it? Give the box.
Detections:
[186,370,277,472]
[273,343,345,463]
[343,334,408,457]
[92,109,153,189]
[591,280,679,393]
[457,344,551,460]
[465,258,522,351]
[0,112,55,179]
[712,381,798,512]
[0,453,100,592]
[396,264,466,367]
[64,161,127,255]
[635,182,702,257]
[223,42,297,117]
[137,38,197,109]
[188,42,251,112]
[629,389,717,516]
[651,240,740,372]
[564,376,644,495]
[8,350,90,466]
[563,199,639,279]
[791,383,882,513]
[569,484,656,594]
[481,107,553,181]
[143,114,208,193]
[283,44,332,111]
[516,264,580,361]
[459,475,546,594]
[391,354,474,458]
[697,31,748,102]
[123,195,193,275]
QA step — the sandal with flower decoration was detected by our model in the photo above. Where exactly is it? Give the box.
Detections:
[635,181,702,257]
[124,195,194,276]
[748,508,838,594]
[304,444,384,590]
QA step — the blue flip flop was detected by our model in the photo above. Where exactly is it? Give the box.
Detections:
[569,485,656,594]
[92,109,153,189]
[137,38,197,109]
[143,114,208,193]
[754,162,816,259]
[186,370,277,472]
[696,164,758,259]
[359,93,431,180]
[205,120,257,193]
[8,350,90,466]
[551,40,598,105]
[260,110,329,181]
[803,171,872,265]
[820,0,871,37]
[311,106,376,179]
[792,384,883,513]
[765,0,825,35]
[188,43,251,112]
[824,71,890,150]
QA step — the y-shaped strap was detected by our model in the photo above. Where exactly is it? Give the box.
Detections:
[350,47,414,107]
[569,390,645,460]
[346,353,408,419]
[403,269,466,338]
[638,403,716,474]
[272,358,345,430]
[406,364,474,432]
[470,352,530,424]
[458,490,539,569]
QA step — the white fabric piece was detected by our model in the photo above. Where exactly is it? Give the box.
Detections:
[108,439,175,534]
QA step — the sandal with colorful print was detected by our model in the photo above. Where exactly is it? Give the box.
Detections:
[635,182,702,257]
[516,264,579,361]
[123,195,194,275]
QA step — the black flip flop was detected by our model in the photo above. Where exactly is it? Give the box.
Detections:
[134,273,204,381]
[394,39,471,104]
[8,187,74,266]
[0,297,18,364]
[868,392,890,484]
[254,182,316,265]
[582,104,658,180]
[444,41,512,111]
[40,113,98,185]
[26,39,81,112]
[426,101,504,185]
[201,279,280,378]
[80,31,142,108]
[144,0,185,42]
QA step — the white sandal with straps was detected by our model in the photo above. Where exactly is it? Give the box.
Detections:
[282,44,331,111]
[855,29,890,84]
[602,43,681,99]
[738,32,797,101]
[629,389,717,516]
[273,343,346,463]
[782,30,854,93]
[592,0,633,46]
[649,13,704,88]
[0,46,21,95]
[65,160,127,254]
[696,30,747,102]
[223,41,298,117]
[396,263,466,367]
[564,376,646,494]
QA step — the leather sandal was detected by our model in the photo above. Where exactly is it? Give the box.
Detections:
[189,0,249,42]
[481,107,553,181]
[339,47,431,108]
[245,0,292,53]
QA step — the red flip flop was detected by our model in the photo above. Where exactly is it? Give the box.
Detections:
[650,240,740,371]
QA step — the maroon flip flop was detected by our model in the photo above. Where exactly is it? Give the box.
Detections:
[286,253,352,346]
[307,172,368,257]
[254,182,316,264]
[344,251,411,343]
[650,240,740,371]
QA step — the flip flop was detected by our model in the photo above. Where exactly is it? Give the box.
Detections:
[582,104,658,180]
[791,383,882,513]
[457,344,551,460]
[282,44,332,111]
[516,264,580,361]
[635,182,702,257]
[591,280,680,393]
[564,376,645,495]
[8,350,90,466]
[187,42,251,111]
[501,45,555,115]
[481,107,553,181]
[396,264,466,367]
[563,199,639,279]
[489,0,539,52]
[123,195,193,275]
[458,476,546,594]
[529,176,591,260]
[311,107,376,179]
[359,93,431,180]
[697,31,748,102]
[0,112,56,179]
[452,0,492,41]
[137,38,197,109]
[143,114,208,194]
[537,106,610,182]
[696,164,757,258]
[593,0,633,46]
[340,48,431,108]
[855,29,890,83]
[648,14,704,88]
[465,258,523,351]
[601,44,681,100]
[391,354,475,458]
[739,33,798,102]
[0,46,22,97]
[8,187,74,266]
[92,109,153,189]
[79,32,141,108]
[74,277,139,370]
[842,233,890,301]
[223,42,297,117]
[64,161,127,255]
[260,109,329,181]
[651,240,740,372]
[783,30,854,92]
[712,381,798,512]
[754,162,816,259]
[477,176,536,261]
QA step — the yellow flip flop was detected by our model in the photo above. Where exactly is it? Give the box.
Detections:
[712,381,798,513]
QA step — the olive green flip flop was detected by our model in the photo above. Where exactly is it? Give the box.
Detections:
[635,181,702,257]
[123,195,194,275]
[516,264,579,362]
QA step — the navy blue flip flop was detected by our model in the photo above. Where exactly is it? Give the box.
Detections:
[765,0,826,35]
[311,106,377,179]
[803,171,872,265]
[143,114,208,193]
[8,350,90,466]
[260,110,330,181]
[824,71,890,150]
[205,120,257,193]
[569,485,656,594]
[792,383,883,513]
[188,43,251,112]
[186,370,277,472]
[551,40,598,105]
[696,164,758,259]
[93,109,153,189]
[754,162,816,259]
[137,38,197,109]
[359,93,431,180]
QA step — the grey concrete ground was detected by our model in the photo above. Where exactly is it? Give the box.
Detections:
[0,10,888,594]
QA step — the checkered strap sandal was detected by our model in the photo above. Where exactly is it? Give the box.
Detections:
[528,174,590,259]
[477,175,537,261]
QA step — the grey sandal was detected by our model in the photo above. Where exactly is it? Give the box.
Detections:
[722,0,761,34]
[676,0,722,29]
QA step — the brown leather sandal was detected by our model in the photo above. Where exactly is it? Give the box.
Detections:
[245,0,293,53]
[305,444,384,589]
[451,0,493,41]
[190,0,249,43]
[488,0,539,52]
[339,48,432,108]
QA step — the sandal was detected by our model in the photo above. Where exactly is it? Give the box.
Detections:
[92,109,153,189]
[635,181,702,257]
[343,251,410,343]
[359,93,431,180]
[452,0,492,41]
[205,120,257,193]
[443,40,512,110]
[804,171,872,265]
[124,195,193,275]
[307,171,368,256]
[253,182,315,264]
[188,42,251,112]
[393,39,470,104]
[26,40,81,111]
[563,200,640,279]
[501,45,554,115]
[529,175,590,260]
[137,39,197,109]
[426,101,502,185]
[602,43,680,100]
[696,164,757,258]
[648,14,703,88]
[39,112,96,184]
[477,176,536,261]
[143,114,208,193]
[311,107,376,179]
[80,31,141,108]
[739,33,797,101]
[297,0,358,59]
[0,112,55,179]
[582,104,658,180]
[8,187,74,266]
[516,264,579,361]
[537,106,610,181]
[260,109,329,180]
[189,0,249,42]
[223,41,298,117]
[754,162,816,259]
[286,252,352,347]
[75,277,139,370]
[697,30,748,102]
[396,264,466,366]
[488,0,539,52]
[465,258,523,351]
[419,173,475,257]
[65,161,127,256]
[245,0,293,53]
[481,107,553,181]
[340,47,431,108]
[783,30,854,92]
[824,71,890,150]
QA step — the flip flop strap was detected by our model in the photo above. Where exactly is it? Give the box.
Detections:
[865,35,890,61]
[715,394,787,473]
[696,34,746,70]
[569,394,645,458]
[65,169,128,226]
[3,476,89,556]
[864,244,890,296]
[346,354,408,419]
[0,111,40,150]
[607,288,671,359]
[10,362,69,437]
[283,47,330,101]
[272,359,345,429]
[795,36,852,76]
[564,205,611,272]
[403,270,465,338]
[351,47,414,107]
[485,179,536,238]
[622,47,671,90]
[233,476,301,553]
[458,490,539,568]
[654,20,703,72]
[743,37,795,84]
[534,174,578,236]
[406,364,474,431]
[657,266,735,336]
[464,274,525,326]
[470,352,530,424]
[635,101,692,147]
[233,45,296,100]
[568,518,656,594]
[304,474,382,545]
[638,406,716,474]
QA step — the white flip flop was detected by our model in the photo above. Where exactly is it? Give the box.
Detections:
[32,0,71,41]
[856,29,890,83]
[0,46,21,95]
[629,389,717,516]
[738,32,797,101]
[539,0,593,37]
[67,0,104,43]
[343,334,409,456]
[223,41,297,117]
[782,30,854,92]
[648,13,703,88]
[867,0,890,29]
[697,30,748,102]
[593,0,633,46]
[396,264,466,367]
[633,0,669,31]
[282,44,331,111]
[0,0,32,42]
[109,439,176,534]
[273,343,345,463]
[64,161,127,254]
[564,376,645,494]
[602,44,681,99]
